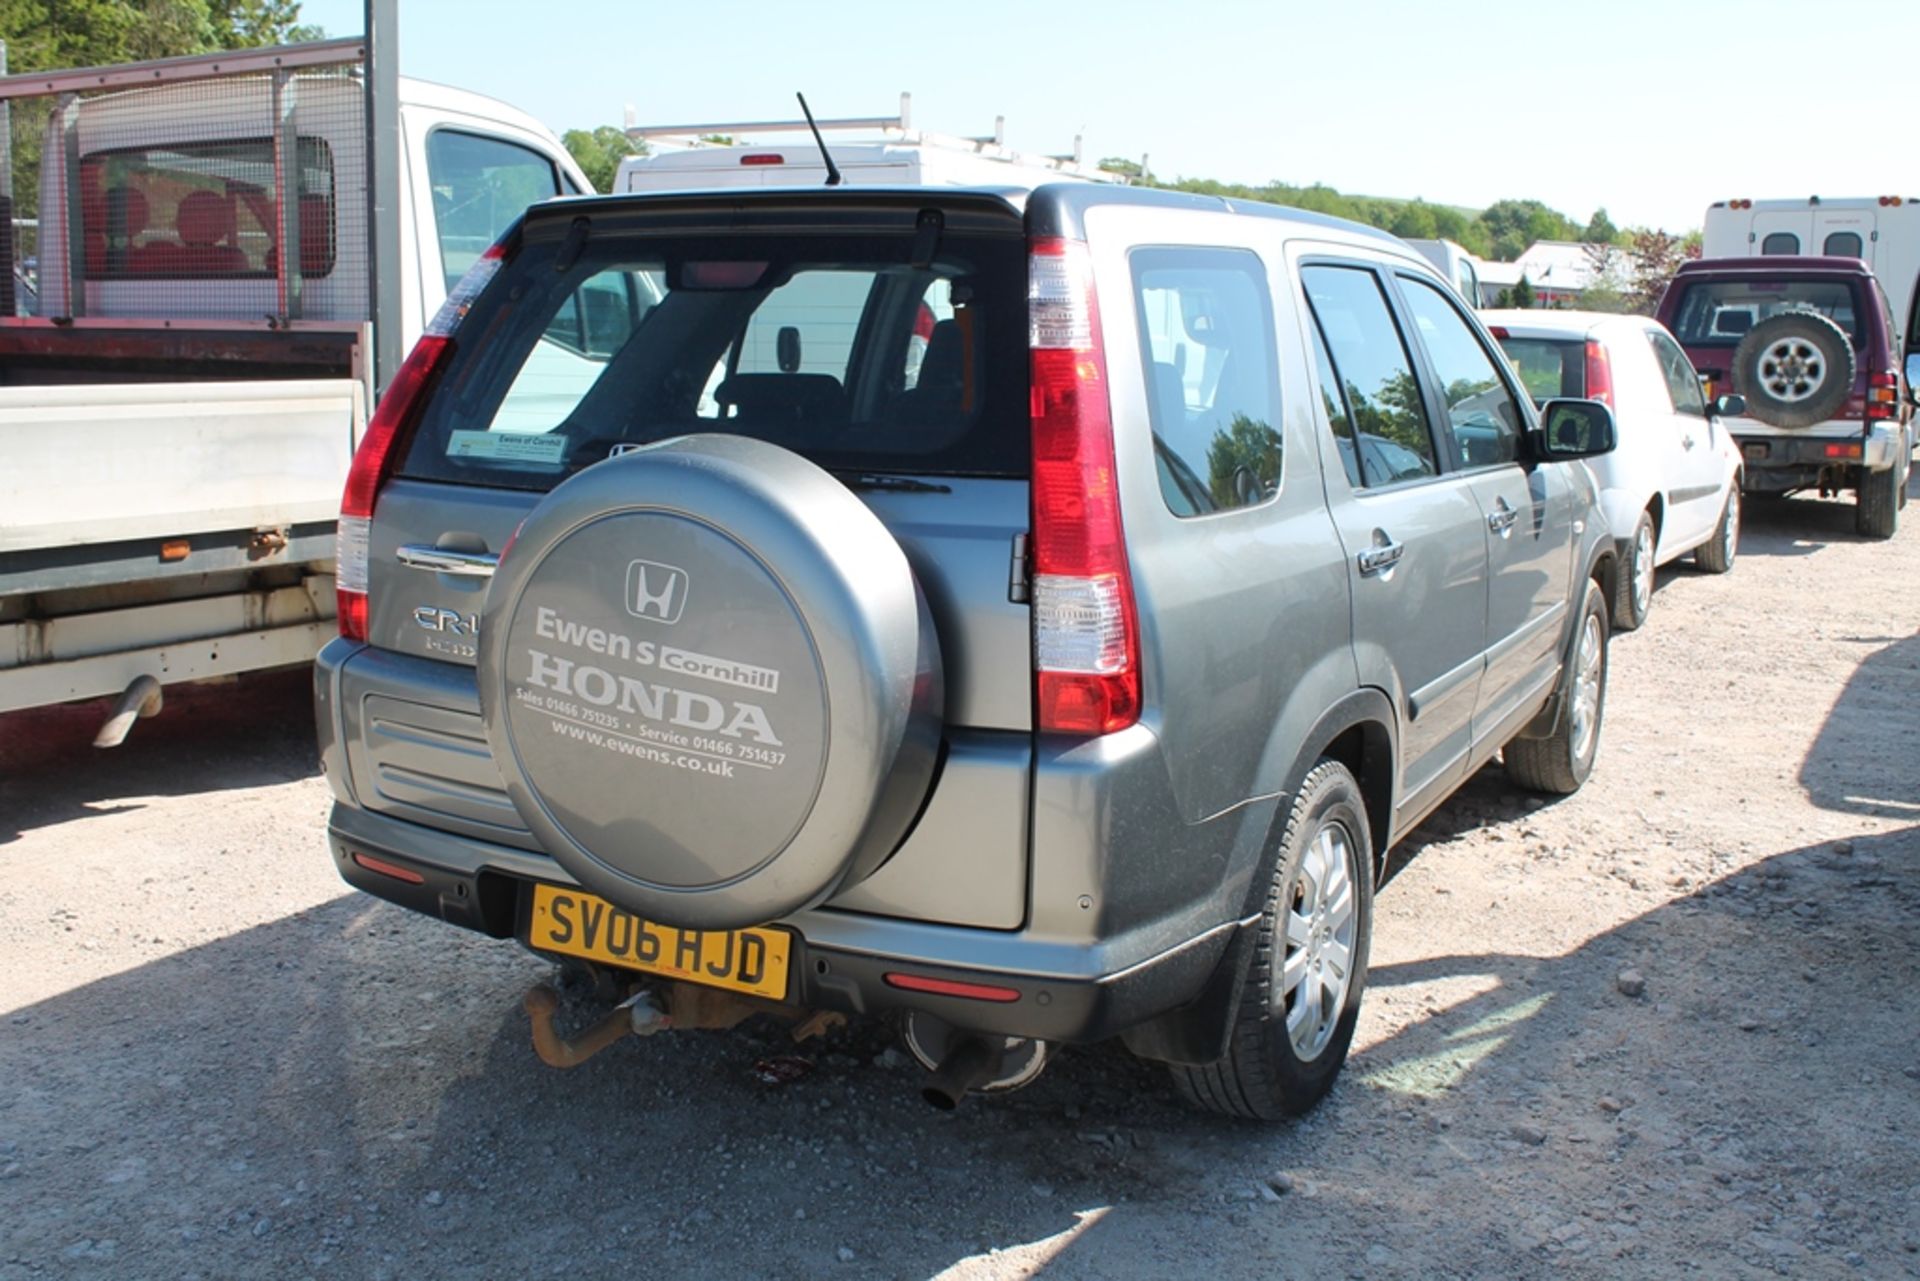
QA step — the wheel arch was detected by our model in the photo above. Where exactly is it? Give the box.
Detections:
[1120,687,1398,1068]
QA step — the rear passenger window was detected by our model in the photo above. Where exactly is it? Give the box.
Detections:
[1761,232,1800,255]
[1301,265,1439,487]
[1647,330,1706,416]
[1131,248,1282,516]
[1310,327,1363,488]
[1399,277,1524,468]
[1824,232,1863,258]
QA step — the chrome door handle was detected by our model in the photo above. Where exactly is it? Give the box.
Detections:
[395,544,499,578]
[1486,504,1518,537]
[1682,435,1696,449]
[1356,540,1404,577]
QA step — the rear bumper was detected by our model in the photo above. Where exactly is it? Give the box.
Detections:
[1735,423,1902,476]
[326,799,1246,1046]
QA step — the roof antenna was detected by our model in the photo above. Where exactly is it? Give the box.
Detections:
[796,92,843,186]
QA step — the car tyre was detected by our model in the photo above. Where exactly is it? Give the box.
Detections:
[1504,577,1609,795]
[1170,759,1373,1121]
[1693,486,1738,574]
[1855,457,1900,540]
[1730,312,1854,429]
[1611,511,1655,631]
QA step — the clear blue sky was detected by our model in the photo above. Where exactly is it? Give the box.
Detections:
[302,0,1917,234]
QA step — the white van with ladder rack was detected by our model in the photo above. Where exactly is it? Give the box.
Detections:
[614,93,1127,193]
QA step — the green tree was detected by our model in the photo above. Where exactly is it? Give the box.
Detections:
[1511,276,1537,309]
[1584,207,1617,244]
[562,125,645,194]
[1098,156,1143,180]
[0,0,319,71]
[1389,200,1438,240]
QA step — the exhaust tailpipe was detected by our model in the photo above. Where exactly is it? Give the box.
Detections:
[921,1036,1004,1111]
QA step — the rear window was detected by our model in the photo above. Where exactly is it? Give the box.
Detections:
[401,224,1028,488]
[79,137,336,279]
[1669,279,1864,349]
[1495,336,1585,404]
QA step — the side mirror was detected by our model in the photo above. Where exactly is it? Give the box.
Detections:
[1905,353,1920,406]
[1536,398,1617,460]
[1713,393,1746,418]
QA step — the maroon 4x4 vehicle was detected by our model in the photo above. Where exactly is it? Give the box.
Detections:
[1656,256,1915,538]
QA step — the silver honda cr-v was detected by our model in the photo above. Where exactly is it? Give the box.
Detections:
[315,183,1620,1119]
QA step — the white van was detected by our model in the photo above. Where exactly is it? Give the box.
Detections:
[1405,238,1485,308]
[616,94,1123,194]
[1702,196,1920,361]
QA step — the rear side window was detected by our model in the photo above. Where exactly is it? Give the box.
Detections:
[1131,248,1282,516]
[1302,265,1439,487]
[77,137,335,279]
[1824,231,1864,258]
[1761,232,1800,255]
[425,131,561,293]
[1399,277,1523,468]
[1647,330,1706,415]
[1669,279,1864,349]
[402,224,1027,487]
[1496,336,1585,404]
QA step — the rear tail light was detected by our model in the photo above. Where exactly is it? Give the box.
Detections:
[1028,237,1140,736]
[336,242,507,640]
[1487,325,1510,339]
[1867,371,1899,420]
[740,153,785,167]
[1585,340,1614,407]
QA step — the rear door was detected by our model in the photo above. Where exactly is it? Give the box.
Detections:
[355,198,1035,851]
[1392,272,1574,750]
[1752,211,1813,256]
[1298,258,1489,822]
[1813,210,1875,262]
[1645,326,1726,546]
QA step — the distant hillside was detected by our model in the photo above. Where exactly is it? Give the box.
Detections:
[1100,162,1623,262]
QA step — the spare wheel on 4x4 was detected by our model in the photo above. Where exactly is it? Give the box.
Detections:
[477,434,943,931]
[1729,311,1855,429]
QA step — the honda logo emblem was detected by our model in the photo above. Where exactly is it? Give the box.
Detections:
[626,559,689,624]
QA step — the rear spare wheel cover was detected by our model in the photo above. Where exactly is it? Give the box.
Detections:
[478,435,943,931]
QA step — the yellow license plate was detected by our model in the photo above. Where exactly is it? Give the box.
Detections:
[527,883,791,1002]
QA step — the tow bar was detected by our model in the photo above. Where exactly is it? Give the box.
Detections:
[523,979,846,1070]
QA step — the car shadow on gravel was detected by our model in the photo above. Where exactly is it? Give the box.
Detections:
[4,826,1914,1279]
[1798,631,1920,820]
[1734,481,1913,556]
[0,668,316,845]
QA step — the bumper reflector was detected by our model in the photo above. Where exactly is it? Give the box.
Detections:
[351,851,425,885]
[883,972,1022,1003]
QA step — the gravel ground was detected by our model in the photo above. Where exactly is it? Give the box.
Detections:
[2,488,1917,1280]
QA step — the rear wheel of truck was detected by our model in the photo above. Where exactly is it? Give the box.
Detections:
[1693,487,1739,574]
[1504,577,1609,796]
[1170,759,1374,1121]
[477,435,944,931]
[1855,454,1902,540]
[1730,312,1854,430]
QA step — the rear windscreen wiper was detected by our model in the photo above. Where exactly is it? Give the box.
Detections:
[839,473,952,494]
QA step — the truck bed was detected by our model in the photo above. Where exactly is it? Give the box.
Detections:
[1,374,363,556]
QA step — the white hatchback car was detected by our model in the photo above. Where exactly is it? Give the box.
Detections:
[1486,311,1745,630]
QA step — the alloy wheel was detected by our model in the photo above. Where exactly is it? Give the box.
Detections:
[1569,612,1604,763]
[1277,821,1359,1061]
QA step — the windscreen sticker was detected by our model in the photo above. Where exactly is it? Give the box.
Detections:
[447,430,568,464]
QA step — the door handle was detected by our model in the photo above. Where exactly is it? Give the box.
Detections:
[396,544,499,578]
[1682,434,1696,449]
[1486,501,1517,537]
[1356,539,1404,577]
